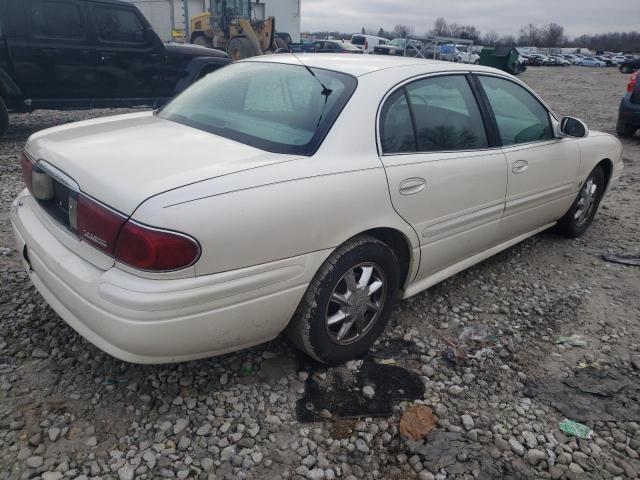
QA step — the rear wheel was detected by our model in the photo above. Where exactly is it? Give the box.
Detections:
[616,120,637,137]
[192,35,213,48]
[287,236,400,365]
[556,166,605,238]
[0,98,8,138]
[227,37,258,61]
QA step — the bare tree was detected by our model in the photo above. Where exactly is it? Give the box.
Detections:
[483,31,500,46]
[518,24,541,46]
[431,17,449,37]
[393,24,414,39]
[499,34,517,46]
[541,23,566,47]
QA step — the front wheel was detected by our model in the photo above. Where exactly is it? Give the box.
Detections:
[227,37,258,61]
[616,120,637,137]
[287,236,400,365]
[556,166,605,238]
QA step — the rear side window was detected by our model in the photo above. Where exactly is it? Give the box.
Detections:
[406,75,488,152]
[94,6,145,43]
[477,76,553,146]
[351,35,365,45]
[31,0,84,39]
[380,89,415,154]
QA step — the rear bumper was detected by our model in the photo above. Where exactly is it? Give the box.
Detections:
[618,94,640,128]
[11,191,328,364]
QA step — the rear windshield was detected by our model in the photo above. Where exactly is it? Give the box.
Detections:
[351,35,365,45]
[158,62,357,156]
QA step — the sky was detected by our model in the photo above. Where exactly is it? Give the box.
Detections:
[300,0,640,38]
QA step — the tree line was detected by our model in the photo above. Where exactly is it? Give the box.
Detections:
[332,18,639,52]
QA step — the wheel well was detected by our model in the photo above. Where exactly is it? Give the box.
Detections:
[597,158,614,190]
[361,228,412,290]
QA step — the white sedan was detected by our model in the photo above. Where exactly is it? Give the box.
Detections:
[11,55,623,365]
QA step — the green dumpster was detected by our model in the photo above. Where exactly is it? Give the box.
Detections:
[479,47,525,75]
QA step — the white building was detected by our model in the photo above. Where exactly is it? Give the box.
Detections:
[127,0,301,43]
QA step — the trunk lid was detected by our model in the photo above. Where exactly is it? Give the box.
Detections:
[26,112,296,215]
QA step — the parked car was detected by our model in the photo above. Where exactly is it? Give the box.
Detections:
[619,58,640,73]
[617,71,640,137]
[576,57,606,67]
[0,0,230,137]
[549,55,570,66]
[454,45,480,64]
[314,40,363,54]
[290,38,316,53]
[521,54,544,66]
[373,38,423,57]
[594,56,616,67]
[12,55,623,365]
[351,34,389,54]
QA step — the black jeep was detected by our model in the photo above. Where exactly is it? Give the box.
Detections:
[0,0,230,136]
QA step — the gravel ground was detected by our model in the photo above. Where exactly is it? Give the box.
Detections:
[1,66,639,480]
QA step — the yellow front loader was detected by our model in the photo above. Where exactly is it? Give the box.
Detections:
[190,0,288,60]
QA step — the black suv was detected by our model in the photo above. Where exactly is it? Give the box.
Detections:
[0,0,230,136]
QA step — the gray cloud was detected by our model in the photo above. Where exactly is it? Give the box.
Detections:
[301,0,639,37]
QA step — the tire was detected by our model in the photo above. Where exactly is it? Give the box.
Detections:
[287,236,400,365]
[556,166,606,238]
[616,120,637,137]
[192,35,213,48]
[227,37,258,61]
[0,97,8,138]
[274,37,289,53]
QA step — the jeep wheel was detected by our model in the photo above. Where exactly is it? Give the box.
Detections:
[0,98,9,138]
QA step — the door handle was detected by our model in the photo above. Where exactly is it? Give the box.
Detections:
[399,177,426,195]
[512,160,529,174]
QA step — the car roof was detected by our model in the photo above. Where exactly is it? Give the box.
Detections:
[242,54,503,78]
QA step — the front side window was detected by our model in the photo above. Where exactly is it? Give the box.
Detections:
[477,76,553,146]
[159,62,357,155]
[406,75,488,152]
[94,6,145,43]
[31,0,84,39]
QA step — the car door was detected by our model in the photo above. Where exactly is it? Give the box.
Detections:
[378,74,508,280]
[17,0,96,100]
[474,74,581,240]
[90,1,162,100]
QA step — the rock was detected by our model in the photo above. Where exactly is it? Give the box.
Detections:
[42,473,63,480]
[174,418,189,435]
[117,464,134,480]
[461,414,474,431]
[177,436,191,450]
[48,427,61,442]
[355,439,370,453]
[527,449,546,466]
[448,385,464,395]
[25,456,44,468]
[307,468,325,480]
[509,438,525,456]
[399,405,438,441]
[522,431,538,449]
[201,457,214,472]
[362,386,375,399]
[265,415,282,426]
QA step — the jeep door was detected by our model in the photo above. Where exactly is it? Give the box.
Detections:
[17,0,97,102]
[90,1,163,103]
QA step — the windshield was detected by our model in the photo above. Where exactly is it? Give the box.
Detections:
[389,39,405,47]
[158,62,357,156]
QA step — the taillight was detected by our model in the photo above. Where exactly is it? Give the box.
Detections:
[21,153,33,191]
[115,221,200,271]
[628,72,639,93]
[75,194,127,254]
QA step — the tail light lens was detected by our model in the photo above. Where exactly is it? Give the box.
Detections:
[21,153,33,191]
[75,194,127,254]
[627,72,639,93]
[73,194,199,271]
[115,221,200,271]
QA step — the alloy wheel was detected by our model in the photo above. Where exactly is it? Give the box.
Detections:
[325,262,387,345]
[574,178,598,226]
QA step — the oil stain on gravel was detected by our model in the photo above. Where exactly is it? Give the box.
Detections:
[296,355,424,422]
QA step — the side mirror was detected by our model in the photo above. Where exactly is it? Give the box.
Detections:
[560,116,588,138]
